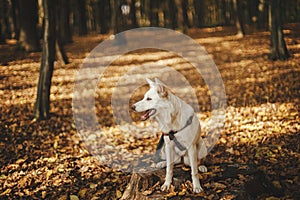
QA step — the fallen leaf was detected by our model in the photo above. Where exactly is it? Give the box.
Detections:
[0,188,11,196]
[58,195,68,200]
[70,195,79,200]
[116,189,122,198]
[42,191,47,199]
[78,188,88,198]
[89,183,98,189]
[46,170,53,180]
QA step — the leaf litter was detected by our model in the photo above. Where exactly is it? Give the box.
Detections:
[0,25,300,199]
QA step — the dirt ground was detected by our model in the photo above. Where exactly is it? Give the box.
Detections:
[0,24,299,199]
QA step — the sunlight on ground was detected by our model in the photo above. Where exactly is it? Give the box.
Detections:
[0,25,299,199]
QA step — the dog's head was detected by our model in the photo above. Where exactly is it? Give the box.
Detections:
[132,78,171,121]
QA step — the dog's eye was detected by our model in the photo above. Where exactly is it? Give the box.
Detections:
[146,97,152,101]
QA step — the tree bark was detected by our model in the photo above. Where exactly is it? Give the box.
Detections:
[34,0,56,120]
[174,0,184,31]
[269,0,289,60]
[193,0,205,27]
[11,0,20,39]
[149,0,159,27]
[130,0,138,28]
[76,0,88,36]
[97,0,110,34]
[121,168,187,200]
[57,0,72,44]
[233,0,245,37]
[0,22,4,44]
[1,0,12,39]
[55,38,68,66]
[18,0,40,51]
[257,0,267,29]
[55,0,69,65]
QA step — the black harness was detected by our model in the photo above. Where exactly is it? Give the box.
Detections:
[155,115,194,157]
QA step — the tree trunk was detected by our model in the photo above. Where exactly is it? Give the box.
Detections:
[121,168,189,200]
[181,0,190,28]
[174,0,184,31]
[18,0,40,52]
[11,0,20,39]
[223,0,232,26]
[55,0,69,65]
[0,0,4,43]
[57,0,72,44]
[0,22,4,44]
[130,0,138,28]
[257,0,267,29]
[55,38,68,66]
[111,0,126,34]
[269,0,289,60]
[34,0,56,120]
[76,0,87,36]
[233,0,245,37]
[110,0,117,33]
[97,0,110,34]
[193,0,205,27]
[149,0,159,27]
[1,0,12,39]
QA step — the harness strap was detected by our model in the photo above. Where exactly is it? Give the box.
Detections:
[155,115,194,153]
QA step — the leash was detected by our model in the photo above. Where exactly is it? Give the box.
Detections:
[155,115,194,156]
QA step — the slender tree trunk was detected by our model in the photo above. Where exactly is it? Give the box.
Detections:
[174,0,184,30]
[0,23,4,44]
[149,0,159,27]
[269,0,289,60]
[97,0,110,34]
[34,0,56,120]
[55,0,69,65]
[55,40,68,65]
[193,0,205,27]
[1,0,11,39]
[233,0,245,37]
[257,0,267,29]
[222,0,231,26]
[18,0,40,51]
[110,0,117,33]
[11,0,20,39]
[181,0,189,28]
[0,0,4,43]
[76,0,87,36]
[130,0,138,28]
[57,0,72,44]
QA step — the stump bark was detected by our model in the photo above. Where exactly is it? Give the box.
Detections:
[121,166,191,200]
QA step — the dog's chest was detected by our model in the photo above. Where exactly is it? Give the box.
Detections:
[163,135,172,144]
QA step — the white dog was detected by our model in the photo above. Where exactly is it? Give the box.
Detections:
[132,78,208,193]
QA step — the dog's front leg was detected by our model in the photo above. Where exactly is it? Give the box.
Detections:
[188,144,203,193]
[161,141,174,191]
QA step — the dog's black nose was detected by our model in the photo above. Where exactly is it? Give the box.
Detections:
[131,105,136,111]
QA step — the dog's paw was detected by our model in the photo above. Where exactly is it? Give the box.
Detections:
[161,182,172,191]
[193,186,203,193]
[198,165,207,173]
[156,161,167,169]
[192,176,203,193]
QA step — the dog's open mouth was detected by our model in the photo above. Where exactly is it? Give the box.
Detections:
[141,109,156,121]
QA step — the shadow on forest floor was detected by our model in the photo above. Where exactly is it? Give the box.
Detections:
[0,25,299,199]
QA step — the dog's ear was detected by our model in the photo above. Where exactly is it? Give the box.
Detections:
[146,78,155,87]
[154,78,169,98]
[157,84,168,98]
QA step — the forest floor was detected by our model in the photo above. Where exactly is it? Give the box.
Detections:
[0,24,299,200]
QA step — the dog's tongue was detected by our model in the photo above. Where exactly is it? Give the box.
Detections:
[141,110,150,121]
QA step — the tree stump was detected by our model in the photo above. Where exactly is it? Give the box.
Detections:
[121,166,192,200]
